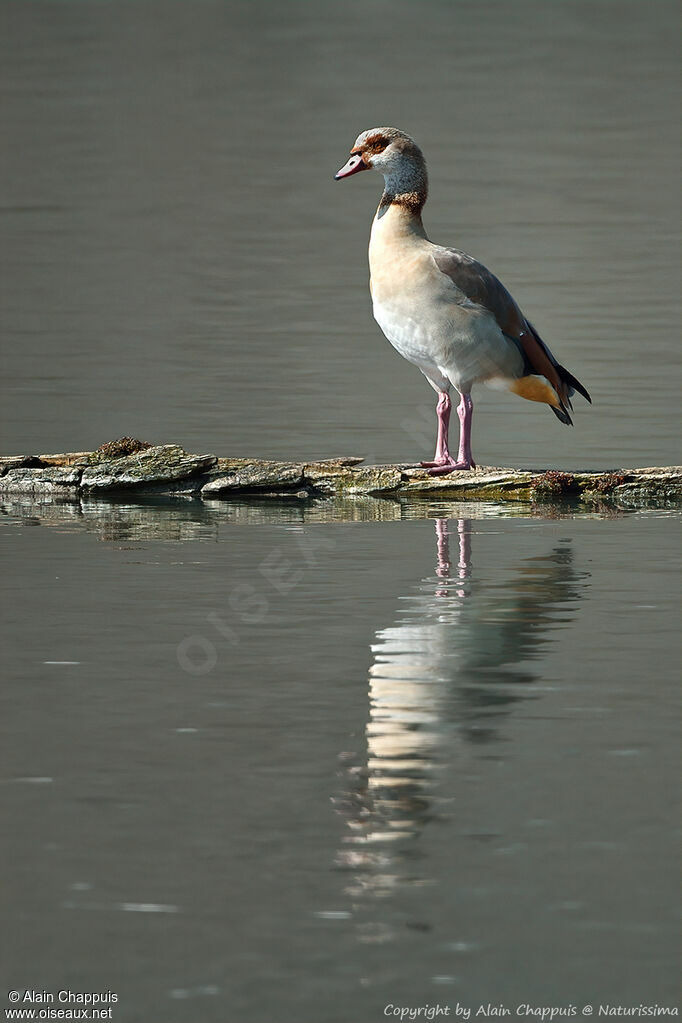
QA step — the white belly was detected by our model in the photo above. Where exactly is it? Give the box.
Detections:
[367,209,523,392]
[372,296,438,367]
[372,284,520,393]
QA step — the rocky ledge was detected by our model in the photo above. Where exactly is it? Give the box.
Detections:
[1,442,680,507]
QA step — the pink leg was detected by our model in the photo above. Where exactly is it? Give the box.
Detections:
[420,392,452,467]
[423,392,476,475]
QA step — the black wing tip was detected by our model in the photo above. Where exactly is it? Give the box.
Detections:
[558,365,592,404]
[571,379,592,404]
[523,329,592,405]
[551,405,573,426]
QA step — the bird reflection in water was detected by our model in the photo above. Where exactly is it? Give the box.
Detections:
[333,518,588,926]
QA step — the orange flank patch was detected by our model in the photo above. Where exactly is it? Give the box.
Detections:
[509,374,561,407]
[518,331,563,394]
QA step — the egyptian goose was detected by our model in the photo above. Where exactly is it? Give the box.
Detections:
[335,127,590,472]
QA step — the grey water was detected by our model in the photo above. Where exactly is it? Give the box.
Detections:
[1,2,680,1022]
[1,499,680,1021]
[1,0,679,469]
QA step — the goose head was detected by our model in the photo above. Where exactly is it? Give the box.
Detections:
[334,126,428,202]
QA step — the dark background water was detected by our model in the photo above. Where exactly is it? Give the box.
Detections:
[1,2,680,1021]
[0,0,679,469]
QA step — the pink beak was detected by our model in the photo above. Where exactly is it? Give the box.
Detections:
[334,153,369,180]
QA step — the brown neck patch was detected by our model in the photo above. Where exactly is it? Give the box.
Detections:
[379,190,426,216]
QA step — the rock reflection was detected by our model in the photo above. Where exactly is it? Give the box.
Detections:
[334,519,588,910]
[1,493,611,544]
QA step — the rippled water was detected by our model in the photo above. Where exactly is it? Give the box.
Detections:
[1,2,680,1021]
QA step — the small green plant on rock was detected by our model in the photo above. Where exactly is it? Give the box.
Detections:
[96,437,152,459]
[530,470,580,499]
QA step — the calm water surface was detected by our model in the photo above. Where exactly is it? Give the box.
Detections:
[0,0,679,468]
[1,2,680,1021]
[1,498,680,1020]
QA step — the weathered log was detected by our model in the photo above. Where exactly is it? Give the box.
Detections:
[0,464,83,494]
[0,443,680,506]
